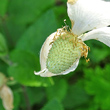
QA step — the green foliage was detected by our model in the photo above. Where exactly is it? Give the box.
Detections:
[0,99,5,110]
[46,79,68,101]
[63,81,90,109]
[8,50,52,87]
[26,87,45,106]
[0,0,8,16]
[8,0,55,24]
[0,33,8,57]
[86,40,110,63]
[84,64,110,110]
[41,98,64,110]
[16,10,57,55]
[0,0,110,110]
[13,91,21,110]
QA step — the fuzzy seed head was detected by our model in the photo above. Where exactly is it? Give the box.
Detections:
[46,31,84,74]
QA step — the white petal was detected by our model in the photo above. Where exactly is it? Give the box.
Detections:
[34,69,57,77]
[40,29,62,70]
[40,32,56,70]
[79,27,110,47]
[34,32,56,77]
[35,29,64,77]
[67,0,110,35]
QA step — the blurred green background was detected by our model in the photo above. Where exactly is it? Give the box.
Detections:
[0,0,110,110]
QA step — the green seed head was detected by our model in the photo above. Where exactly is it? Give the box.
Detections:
[46,31,83,74]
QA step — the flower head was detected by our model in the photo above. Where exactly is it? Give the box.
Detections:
[34,0,110,77]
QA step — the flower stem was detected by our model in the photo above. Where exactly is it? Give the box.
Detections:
[21,86,31,110]
[48,77,54,85]
[0,55,13,66]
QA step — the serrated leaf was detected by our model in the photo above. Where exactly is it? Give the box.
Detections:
[84,65,110,109]
[8,50,53,87]
[41,98,64,110]
[16,10,57,55]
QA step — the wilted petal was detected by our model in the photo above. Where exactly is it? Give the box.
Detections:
[0,85,13,110]
[67,0,110,35]
[79,27,110,47]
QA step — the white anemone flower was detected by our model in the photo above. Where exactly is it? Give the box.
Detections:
[34,0,110,77]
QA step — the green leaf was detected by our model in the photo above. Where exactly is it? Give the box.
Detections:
[4,21,26,44]
[0,99,5,110]
[84,65,110,109]
[8,49,53,87]
[2,0,55,47]
[16,10,57,55]
[86,40,109,63]
[53,5,71,27]
[0,0,8,16]
[103,64,110,82]
[89,48,109,63]
[63,83,89,109]
[0,33,8,57]
[46,79,68,101]
[41,98,64,110]
[8,0,55,24]
[0,60,8,74]
[13,91,21,110]
[26,87,45,106]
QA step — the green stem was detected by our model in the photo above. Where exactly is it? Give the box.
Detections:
[21,86,32,110]
[0,55,13,66]
[48,77,54,85]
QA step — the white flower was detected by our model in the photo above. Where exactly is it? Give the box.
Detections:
[34,0,110,77]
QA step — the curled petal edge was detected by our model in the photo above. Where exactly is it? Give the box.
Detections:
[40,29,63,70]
[79,27,110,47]
[34,59,79,77]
